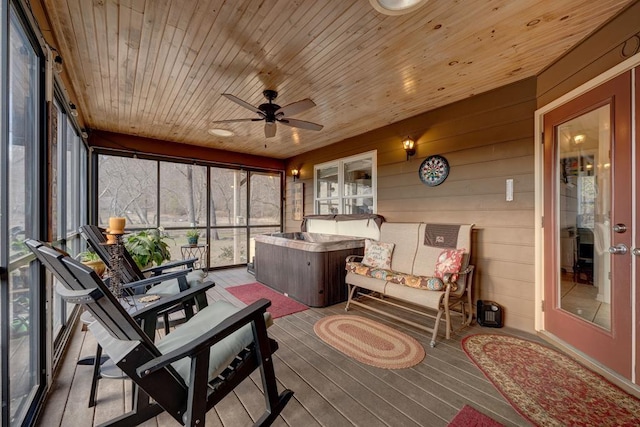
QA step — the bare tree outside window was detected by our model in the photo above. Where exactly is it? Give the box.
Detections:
[98,156,157,226]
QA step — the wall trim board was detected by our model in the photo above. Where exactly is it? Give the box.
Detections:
[89,130,284,170]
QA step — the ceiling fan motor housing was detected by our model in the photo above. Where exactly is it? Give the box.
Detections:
[259,90,280,122]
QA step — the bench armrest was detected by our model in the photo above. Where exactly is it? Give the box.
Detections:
[346,255,363,263]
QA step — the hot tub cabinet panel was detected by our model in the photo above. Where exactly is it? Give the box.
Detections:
[254,234,365,307]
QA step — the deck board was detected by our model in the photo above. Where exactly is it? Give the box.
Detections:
[37,267,532,427]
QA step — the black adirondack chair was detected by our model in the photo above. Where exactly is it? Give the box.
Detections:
[80,224,209,330]
[26,239,293,427]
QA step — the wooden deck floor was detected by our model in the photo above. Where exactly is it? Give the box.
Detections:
[37,268,534,427]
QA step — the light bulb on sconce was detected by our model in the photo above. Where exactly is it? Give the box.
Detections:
[403,137,416,160]
[291,168,300,181]
[573,134,586,144]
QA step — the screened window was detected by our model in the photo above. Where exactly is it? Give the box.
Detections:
[98,156,158,226]
[5,5,42,425]
[314,151,377,214]
[159,162,207,259]
[51,99,87,340]
[97,155,283,270]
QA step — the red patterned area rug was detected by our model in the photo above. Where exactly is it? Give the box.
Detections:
[447,405,503,427]
[314,315,425,369]
[462,334,640,427]
[225,282,307,319]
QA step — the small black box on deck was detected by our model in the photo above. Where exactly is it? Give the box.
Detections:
[477,300,503,328]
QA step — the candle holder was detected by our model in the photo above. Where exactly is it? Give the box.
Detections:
[103,231,129,302]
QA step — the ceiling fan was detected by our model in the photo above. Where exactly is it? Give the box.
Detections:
[212,90,323,138]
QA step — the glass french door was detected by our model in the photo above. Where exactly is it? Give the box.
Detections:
[543,71,632,379]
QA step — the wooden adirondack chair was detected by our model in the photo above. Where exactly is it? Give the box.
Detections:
[26,239,293,427]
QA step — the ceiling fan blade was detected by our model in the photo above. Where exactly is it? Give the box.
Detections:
[210,118,260,124]
[222,93,262,114]
[275,98,316,117]
[279,118,323,131]
[264,122,276,138]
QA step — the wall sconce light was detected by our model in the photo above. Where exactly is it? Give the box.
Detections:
[403,137,416,160]
[69,103,78,117]
[291,168,300,181]
[573,134,586,144]
[53,54,63,73]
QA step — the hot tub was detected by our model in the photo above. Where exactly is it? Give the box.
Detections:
[254,232,365,307]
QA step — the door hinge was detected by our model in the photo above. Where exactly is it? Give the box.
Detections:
[541,132,544,143]
[541,300,545,312]
[541,216,544,227]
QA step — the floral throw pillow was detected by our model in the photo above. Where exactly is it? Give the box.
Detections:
[434,248,465,282]
[362,239,395,270]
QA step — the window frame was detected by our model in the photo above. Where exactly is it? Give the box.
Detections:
[314,150,377,214]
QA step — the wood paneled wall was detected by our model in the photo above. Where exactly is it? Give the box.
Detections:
[283,2,640,334]
[285,77,538,332]
[537,1,640,107]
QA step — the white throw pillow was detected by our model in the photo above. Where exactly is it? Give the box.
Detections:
[362,239,395,270]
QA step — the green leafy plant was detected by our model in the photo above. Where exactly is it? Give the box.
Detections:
[78,250,101,262]
[77,250,106,276]
[124,228,172,269]
[186,228,200,238]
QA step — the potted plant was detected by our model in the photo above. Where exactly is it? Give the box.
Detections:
[78,250,107,276]
[186,228,200,246]
[124,228,172,269]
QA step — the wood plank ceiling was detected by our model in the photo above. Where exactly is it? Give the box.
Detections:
[40,0,631,159]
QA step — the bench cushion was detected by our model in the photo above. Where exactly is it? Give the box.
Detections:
[346,261,449,291]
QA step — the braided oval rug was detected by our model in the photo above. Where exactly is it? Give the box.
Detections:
[314,315,425,369]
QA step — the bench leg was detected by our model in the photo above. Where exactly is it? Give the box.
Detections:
[430,309,444,348]
[345,284,358,311]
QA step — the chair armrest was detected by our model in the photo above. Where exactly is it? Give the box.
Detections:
[136,298,270,377]
[122,270,191,292]
[346,255,363,263]
[131,280,215,321]
[142,258,197,276]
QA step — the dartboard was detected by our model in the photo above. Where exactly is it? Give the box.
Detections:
[418,155,449,186]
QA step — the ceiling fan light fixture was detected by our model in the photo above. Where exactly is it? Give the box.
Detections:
[369,0,429,15]
[573,134,586,144]
[208,128,234,137]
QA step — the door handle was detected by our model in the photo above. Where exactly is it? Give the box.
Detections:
[632,248,640,256]
[612,223,627,233]
[608,244,628,255]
